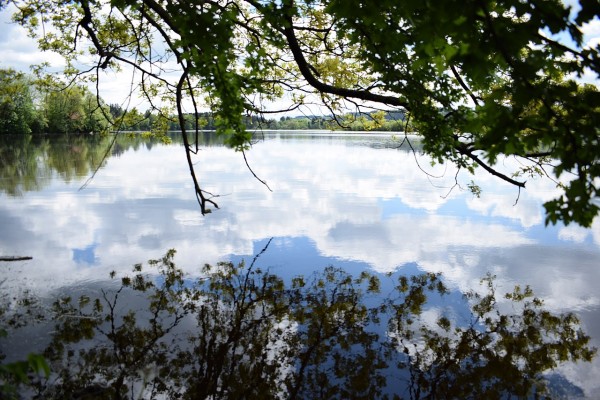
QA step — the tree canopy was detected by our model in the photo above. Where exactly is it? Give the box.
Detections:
[0,68,113,135]
[0,69,41,135]
[4,0,600,224]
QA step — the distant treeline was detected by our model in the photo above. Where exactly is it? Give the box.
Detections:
[110,104,406,132]
[1,68,405,135]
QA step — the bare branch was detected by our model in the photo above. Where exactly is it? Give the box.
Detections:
[176,69,219,214]
[242,149,273,192]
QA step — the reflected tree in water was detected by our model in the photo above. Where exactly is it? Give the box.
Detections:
[0,133,197,197]
[0,283,49,397]
[387,274,595,399]
[1,249,595,399]
[0,135,50,196]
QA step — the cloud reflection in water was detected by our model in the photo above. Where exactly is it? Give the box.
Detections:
[1,132,599,396]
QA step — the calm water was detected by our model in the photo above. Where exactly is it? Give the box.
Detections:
[1,131,600,396]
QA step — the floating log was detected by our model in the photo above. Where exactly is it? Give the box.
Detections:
[0,256,33,261]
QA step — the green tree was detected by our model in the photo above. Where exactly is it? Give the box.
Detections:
[43,85,110,134]
[80,90,111,133]
[0,69,112,135]
[0,69,42,135]
[6,0,600,224]
[108,103,124,119]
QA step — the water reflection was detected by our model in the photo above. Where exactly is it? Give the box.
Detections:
[1,251,594,399]
[1,132,600,396]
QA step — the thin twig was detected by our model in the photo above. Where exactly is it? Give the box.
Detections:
[242,149,272,192]
[250,237,274,270]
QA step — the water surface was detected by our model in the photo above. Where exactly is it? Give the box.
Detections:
[1,131,599,396]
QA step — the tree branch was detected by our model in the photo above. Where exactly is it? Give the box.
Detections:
[176,70,219,214]
[455,143,526,188]
[280,16,410,109]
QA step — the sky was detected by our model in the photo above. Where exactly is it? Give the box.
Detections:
[0,2,599,110]
[0,3,163,111]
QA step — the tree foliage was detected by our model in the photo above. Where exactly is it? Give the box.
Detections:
[1,250,595,399]
[0,69,42,135]
[5,0,600,223]
[44,85,110,134]
[0,68,114,135]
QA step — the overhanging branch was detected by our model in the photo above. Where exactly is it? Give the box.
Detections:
[456,143,526,188]
[176,70,219,214]
[280,16,410,109]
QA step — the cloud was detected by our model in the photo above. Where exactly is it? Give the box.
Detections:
[0,5,160,108]
[0,6,64,71]
[582,18,600,38]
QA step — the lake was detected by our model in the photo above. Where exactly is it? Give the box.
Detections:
[1,131,599,398]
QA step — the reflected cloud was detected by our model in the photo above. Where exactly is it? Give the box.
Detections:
[1,134,600,396]
[1,136,598,291]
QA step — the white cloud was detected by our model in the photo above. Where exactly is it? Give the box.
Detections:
[0,6,62,71]
[582,18,600,38]
[0,5,163,108]
[559,224,591,242]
